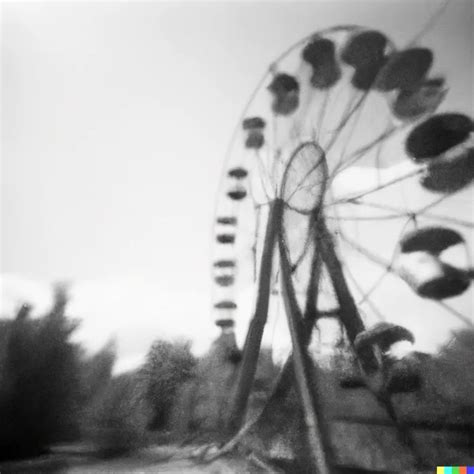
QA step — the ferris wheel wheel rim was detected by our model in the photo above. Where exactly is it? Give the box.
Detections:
[211,19,473,331]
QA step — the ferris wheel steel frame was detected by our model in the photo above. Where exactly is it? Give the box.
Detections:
[210,16,474,473]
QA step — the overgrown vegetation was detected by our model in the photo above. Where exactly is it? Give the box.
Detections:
[0,288,202,462]
[4,282,470,468]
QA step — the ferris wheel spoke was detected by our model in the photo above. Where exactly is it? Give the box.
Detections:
[340,259,387,321]
[291,226,316,273]
[325,200,412,222]
[331,98,367,174]
[335,199,474,228]
[416,213,474,229]
[325,213,407,221]
[340,212,414,268]
[374,138,386,187]
[328,166,425,206]
[339,231,394,272]
[416,188,466,214]
[315,89,331,140]
[285,167,319,202]
[408,0,450,46]
[343,200,408,212]
[252,206,262,282]
[246,170,258,204]
[254,150,273,201]
[336,124,400,174]
[292,174,327,194]
[435,300,474,327]
[323,91,369,153]
[340,199,414,215]
[270,111,279,185]
[354,267,390,306]
[339,235,395,302]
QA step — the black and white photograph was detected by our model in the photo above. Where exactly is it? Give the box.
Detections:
[1,0,473,472]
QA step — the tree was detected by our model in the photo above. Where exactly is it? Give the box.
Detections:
[0,286,82,460]
[142,339,196,430]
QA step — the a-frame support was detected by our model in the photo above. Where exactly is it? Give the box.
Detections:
[227,205,381,473]
[317,221,379,372]
[278,225,333,474]
[227,199,283,432]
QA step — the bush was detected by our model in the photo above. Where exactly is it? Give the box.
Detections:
[82,371,151,456]
[142,339,196,430]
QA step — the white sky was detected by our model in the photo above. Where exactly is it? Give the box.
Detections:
[1,0,473,373]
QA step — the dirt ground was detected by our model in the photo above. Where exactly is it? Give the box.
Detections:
[0,446,265,474]
[66,457,252,473]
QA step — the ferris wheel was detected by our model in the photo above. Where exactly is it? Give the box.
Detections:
[210,21,473,473]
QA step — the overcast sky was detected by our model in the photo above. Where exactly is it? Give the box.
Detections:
[1,0,472,372]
